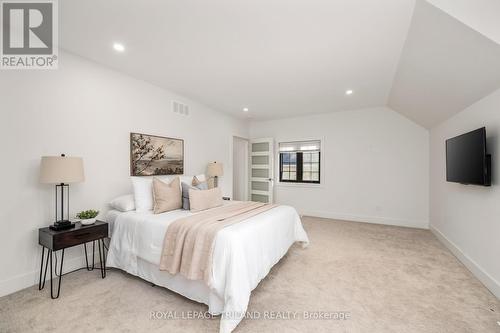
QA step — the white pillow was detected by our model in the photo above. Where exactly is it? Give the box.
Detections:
[131,175,206,212]
[189,187,223,212]
[109,194,136,212]
[131,177,156,212]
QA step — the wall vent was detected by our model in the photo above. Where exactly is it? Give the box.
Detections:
[172,100,189,116]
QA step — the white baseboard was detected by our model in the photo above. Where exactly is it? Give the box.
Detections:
[0,254,93,298]
[300,210,429,229]
[430,225,500,299]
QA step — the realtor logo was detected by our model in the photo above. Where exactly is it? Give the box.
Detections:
[1,0,58,69]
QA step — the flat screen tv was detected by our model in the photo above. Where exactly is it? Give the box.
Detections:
[446,127,491,186]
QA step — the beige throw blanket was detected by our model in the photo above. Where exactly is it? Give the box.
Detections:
[159,201,277,285]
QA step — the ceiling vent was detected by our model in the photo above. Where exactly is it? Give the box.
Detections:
[172,100,189,116]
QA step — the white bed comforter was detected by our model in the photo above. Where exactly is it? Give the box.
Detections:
[106,203,309,333]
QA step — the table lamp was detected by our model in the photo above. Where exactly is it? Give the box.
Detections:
[207,161,223,188]
[40,154,85,230]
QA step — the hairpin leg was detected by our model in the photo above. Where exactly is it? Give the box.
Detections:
[102,239,107,276]
[50,249,64,299]
[98,239,106,278]
[84,241,95,271]
[38,247,50,290]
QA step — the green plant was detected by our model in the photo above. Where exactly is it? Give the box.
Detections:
[76,209,99,220]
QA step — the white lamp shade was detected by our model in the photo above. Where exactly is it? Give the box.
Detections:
[40,156,85,184]
[207,162,223,177]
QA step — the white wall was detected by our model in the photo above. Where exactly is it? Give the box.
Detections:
[0,51,248,297]
[249,107,429,228]
[430,88,500,298]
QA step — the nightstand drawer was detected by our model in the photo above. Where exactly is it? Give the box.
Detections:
[54,227,106,250]
[39,222,108,251]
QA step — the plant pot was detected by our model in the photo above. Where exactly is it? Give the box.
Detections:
[80,218,96,226]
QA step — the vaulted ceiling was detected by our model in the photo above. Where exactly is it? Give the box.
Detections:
[389,0,500,128]
[60,0,500,128]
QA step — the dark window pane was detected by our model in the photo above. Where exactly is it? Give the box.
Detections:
[280,144,319,183]
[282,153,290,163]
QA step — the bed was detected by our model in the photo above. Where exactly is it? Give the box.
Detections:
[106,201,309,333]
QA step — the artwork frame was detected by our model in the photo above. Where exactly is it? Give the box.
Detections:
[130,132,184,176]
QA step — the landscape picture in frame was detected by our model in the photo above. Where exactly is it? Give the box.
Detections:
[130,133,184,176]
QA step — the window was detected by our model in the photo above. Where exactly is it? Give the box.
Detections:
[279,140,320,184]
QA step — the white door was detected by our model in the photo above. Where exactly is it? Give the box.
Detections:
[232,136,249,201]
[250,138,274,203]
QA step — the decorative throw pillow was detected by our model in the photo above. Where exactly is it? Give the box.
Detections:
[189,187,223,212]
[192,175,208,187]
[152,177,182,214]
[131,175,176,212]
[181,181,208,210]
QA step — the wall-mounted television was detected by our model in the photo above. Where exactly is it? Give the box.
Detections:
[446,127,491,186]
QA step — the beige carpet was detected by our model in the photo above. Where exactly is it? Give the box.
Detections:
[1,217,499,332]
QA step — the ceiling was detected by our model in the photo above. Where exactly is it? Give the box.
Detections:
[426,0,500,44]
[389,0,500,128]
[60,0,500,128]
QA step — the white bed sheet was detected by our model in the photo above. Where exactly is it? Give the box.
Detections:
[105,209,121,234]
[106,202,309,333]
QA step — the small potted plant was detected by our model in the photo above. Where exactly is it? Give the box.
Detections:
[76,209,99,225]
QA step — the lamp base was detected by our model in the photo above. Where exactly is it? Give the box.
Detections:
[49,220,75,231]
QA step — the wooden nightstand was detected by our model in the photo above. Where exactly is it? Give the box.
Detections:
[38,221,108,299]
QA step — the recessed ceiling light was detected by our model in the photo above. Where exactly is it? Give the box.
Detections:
[243,107,249,112]
[345,90,354,95]
[113,43,125,52]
